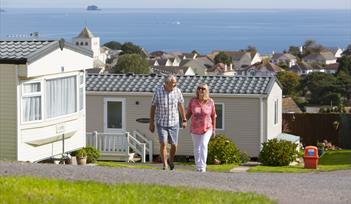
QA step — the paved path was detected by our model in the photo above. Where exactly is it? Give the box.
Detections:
[1,161,351,204]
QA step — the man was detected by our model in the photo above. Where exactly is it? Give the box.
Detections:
[149,74,187,170]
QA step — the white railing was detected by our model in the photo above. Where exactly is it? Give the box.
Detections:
[86,131,153,163]
[87,131,129,155]
[131,130,153,163]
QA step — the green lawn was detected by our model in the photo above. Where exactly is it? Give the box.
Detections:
[97,161,159,170]
[249,150,351,173]
[0,176,275,204]
[97,161,237,172]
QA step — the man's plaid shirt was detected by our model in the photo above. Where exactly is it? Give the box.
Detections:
[151,85,184,127]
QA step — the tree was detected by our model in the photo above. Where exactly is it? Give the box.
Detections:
[337,55,351,74]
[120,42,147,57]
[300,72,341,105]
[276,71,300,96]
[191,50,200,56]
[214,51,232,65]
[103,41,122,50]
[302,39,326,57]
[342,44,351,56]
[336,70,351,105]
[112,54,149,74]
[288,46,301,58]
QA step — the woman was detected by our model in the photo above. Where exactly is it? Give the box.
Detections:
[186,83,216,172]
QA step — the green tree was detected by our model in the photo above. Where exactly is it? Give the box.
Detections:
[103,41,122,50]
[191,50,200,56]
[336,70,351,104]
[214,51,232,65]
[120,42,147,57]
[288,46,301,58]
[337,55,351,74]
[300,72,341,105]
[276,71,300,96]
[302,39,326,57]
[342,44,351,56]
[112,54,149,74]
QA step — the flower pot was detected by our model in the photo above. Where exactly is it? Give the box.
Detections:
[77,156,87,165]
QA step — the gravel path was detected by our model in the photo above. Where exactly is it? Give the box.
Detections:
[1,161,351,204]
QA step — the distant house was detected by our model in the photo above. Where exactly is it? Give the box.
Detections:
[290,61,314,75]
[151,66,195,75]
[0,39,93,162]
[282,97,302,113]
[155,58,170,66]
[271,53,297,68]
[326,47,343,58]
[290,61,338,76]
[179,59,208,75]
[196,56,215,69]
[206,63,236,76]
[72,27,105,68]
[168,57,181,66]
[303,51,337,65]
[148,59,159,67]
[208,51,262,70]
[86,74,282,157]
[243,61,284,76]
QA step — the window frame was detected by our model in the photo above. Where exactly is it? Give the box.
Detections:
[21,81,43,123]
[20,73,82,125]
[215,103,224,131]
[274,99,279,125]
[79,72,85,111]
[104,98,126,133]
[45,75,77,120]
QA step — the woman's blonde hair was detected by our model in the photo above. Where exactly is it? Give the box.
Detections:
[196,83,210,101]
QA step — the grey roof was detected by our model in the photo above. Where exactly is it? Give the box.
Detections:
[86,74,277,95]
[152,66,191,75]
[75,27,95,38]
[272,53,297,60]
[0,39,93,64]
[303,52,336,61]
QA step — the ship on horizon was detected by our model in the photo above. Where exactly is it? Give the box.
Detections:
[86,5,101,11]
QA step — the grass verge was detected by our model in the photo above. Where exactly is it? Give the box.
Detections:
[97,161,158,170]
[248,149,351,173]
[0,176,275,204]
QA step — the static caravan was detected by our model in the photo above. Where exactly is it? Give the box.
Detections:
[0,39,93,162]
[86,74,282,157]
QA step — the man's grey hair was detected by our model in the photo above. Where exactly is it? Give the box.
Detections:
[164,74,176,83]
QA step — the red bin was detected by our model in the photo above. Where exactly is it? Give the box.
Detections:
[303,146,319,169]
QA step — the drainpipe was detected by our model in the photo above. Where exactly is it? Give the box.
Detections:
[16,64,20,161]
[259,95,264,151]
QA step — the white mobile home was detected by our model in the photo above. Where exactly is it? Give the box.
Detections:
[0,39,93,162]
[86,74,282,157]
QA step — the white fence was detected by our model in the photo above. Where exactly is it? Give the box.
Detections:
[86,131,152,163]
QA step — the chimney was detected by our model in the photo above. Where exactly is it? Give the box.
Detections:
[299,46,303,54]
[224,64,228,72]
[229,63,233,71]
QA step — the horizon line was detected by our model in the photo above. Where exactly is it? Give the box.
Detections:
[1,7,350,10]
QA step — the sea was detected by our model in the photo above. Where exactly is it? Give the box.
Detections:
[0,8,350,54]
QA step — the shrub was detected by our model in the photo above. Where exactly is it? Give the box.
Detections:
[258,138,298,166]
[75,149,87,158]
[207,134,242,164]
[84,146,100,163]
[239,151,250,164]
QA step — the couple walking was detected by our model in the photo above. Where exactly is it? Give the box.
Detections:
[149,75,216,172]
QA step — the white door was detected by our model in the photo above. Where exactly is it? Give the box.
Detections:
[104,98,126,133]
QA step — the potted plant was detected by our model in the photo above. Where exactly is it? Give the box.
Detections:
[76,148,87,165]
[83,146,100,163]
[316,142,325,157]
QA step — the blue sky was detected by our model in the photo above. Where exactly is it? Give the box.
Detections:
[1,0,351,9]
